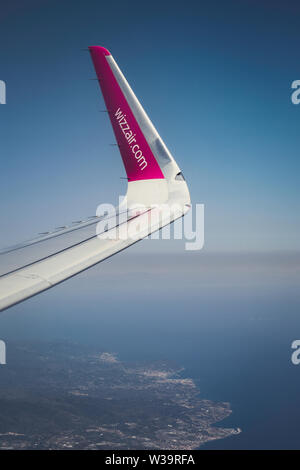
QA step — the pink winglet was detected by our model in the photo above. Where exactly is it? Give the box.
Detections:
[89,46,165,181]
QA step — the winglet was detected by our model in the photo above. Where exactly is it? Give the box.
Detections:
[89,46,166,182]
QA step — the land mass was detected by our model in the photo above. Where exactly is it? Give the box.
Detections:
[0,342,240,449]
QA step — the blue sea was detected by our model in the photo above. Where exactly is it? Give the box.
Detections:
[0,250,299,449]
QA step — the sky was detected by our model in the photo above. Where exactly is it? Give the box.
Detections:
[0,0,299,253]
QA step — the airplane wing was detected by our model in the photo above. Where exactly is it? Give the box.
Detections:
[0,46,191,312]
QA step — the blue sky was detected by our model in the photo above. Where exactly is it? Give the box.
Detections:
[0,0,299,252]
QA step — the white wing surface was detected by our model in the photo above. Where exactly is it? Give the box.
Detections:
[0,46,191,312]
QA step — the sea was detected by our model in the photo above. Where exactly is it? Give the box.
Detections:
[0,250,299,449]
